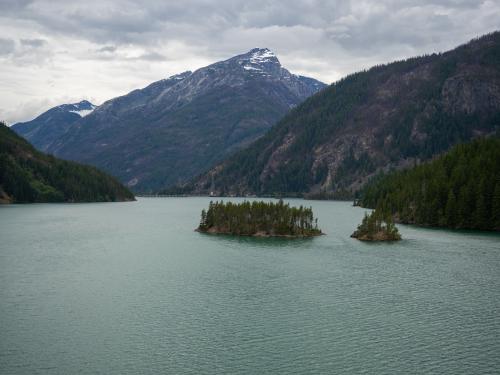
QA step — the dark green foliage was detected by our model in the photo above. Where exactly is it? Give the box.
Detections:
[334,151,375,187]
[351,208,401,241]
[304,188,353,201]
[0,123,135,203]
[359,138,500,231]
[198,200,322,237]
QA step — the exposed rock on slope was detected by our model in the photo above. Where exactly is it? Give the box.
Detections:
[186,32,500,197]
[14,49,325,192]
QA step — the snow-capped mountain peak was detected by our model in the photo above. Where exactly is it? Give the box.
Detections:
[248,48,277,63]
[66,100,97,117]
[11,47,326,191]
[235,48,281,74]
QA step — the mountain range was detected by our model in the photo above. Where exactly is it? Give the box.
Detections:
[12,48,325,192]
[184,32,500,197]
[11,33,500,198]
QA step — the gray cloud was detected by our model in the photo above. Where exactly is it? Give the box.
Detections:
[3,1,498,57]
[134,51,166,61]
[96,45,117,53]
[20,38,47,48]
[0,0,32,12]
[0,38,15,55]
[0,0,499,123]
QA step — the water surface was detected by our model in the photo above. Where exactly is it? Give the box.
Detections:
[1,198,499,374]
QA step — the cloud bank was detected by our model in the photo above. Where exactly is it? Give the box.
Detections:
[1,0,499,123]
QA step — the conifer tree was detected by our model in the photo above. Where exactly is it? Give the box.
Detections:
[358,137,500,231]
[197,200,322,237]
[492,182,500,230]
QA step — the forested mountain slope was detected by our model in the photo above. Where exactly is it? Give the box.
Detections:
[0,123,134,203]
[358,137,500,231]
[186,32,500,196]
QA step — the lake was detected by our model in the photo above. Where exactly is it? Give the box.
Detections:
[1,198,499,374]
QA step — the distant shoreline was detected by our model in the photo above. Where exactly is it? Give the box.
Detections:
[136,194,352,201]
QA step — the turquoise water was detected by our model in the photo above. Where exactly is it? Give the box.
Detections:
[0,198,499,374]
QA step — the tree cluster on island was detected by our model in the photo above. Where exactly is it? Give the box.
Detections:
[358,137,500,231]
[197,200,322,237]
[351,208,401,241]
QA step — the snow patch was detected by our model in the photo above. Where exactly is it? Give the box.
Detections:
[240,48,279,75]
[249,49,276,64]
[68,102,97,117]
[243,65,262,71]
[167,71,192,81]
[69,108,95,117]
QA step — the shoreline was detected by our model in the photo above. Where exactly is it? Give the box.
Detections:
[195,228,324,238]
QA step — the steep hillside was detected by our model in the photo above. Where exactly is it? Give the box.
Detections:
[12,100,96,151]
[358,137,500,231]
[17,49,325,192]
[186,32,500,196]
[0,123,134,203]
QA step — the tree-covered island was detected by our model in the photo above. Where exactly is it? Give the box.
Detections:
[351,208,401,241]
[197,200,323,237]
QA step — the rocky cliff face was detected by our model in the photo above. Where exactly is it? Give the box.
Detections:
[15,49,325,192]
[187,32,500,196]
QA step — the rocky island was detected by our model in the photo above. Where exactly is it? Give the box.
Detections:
[197,200,322,237]
[351,209,401,241]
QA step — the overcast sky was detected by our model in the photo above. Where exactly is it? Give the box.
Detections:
[1,0,499,124]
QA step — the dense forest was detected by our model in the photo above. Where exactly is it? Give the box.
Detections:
[198,200,322,237]
[351,208,401,241]
[185,31,500,197]
[359,137,500,231]
[0,123,135,203]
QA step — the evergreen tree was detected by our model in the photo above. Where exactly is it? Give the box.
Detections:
[492,182,500,230]
[445,190,457,227]
[0,122,134,203]
[358,137,500,231]
[351,208,401,241]
[197,200,322,237]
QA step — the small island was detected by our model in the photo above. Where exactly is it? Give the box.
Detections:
[197,200,323,237]
[351,209,401,241]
